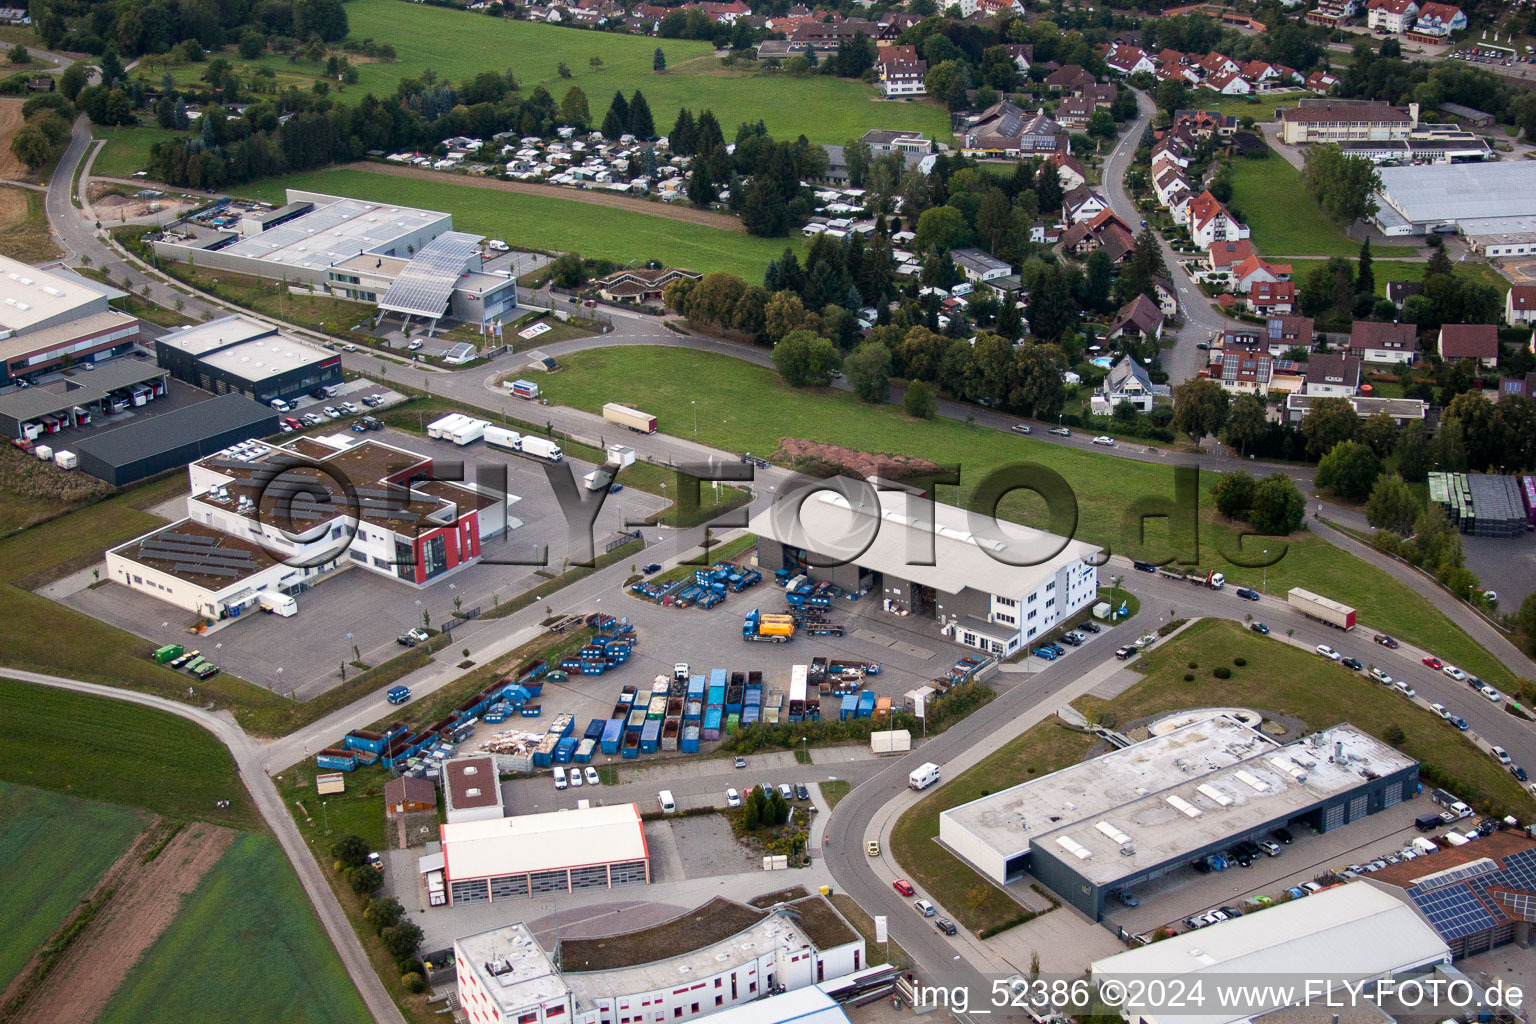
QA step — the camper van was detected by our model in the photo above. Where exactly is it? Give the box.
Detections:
[909,762,941,790]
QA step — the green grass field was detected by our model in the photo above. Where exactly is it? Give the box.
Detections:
[91,126,190,179]
[96,833,370,1024]
[0,783,146,990]
[1184,91,1308,120]
[329,0,952,144]
[535,346,1520,689]
[1081,619,1536,813]
[1227,157,1419,259]
[1285,257,1511,297]
[0,678,258,830]
[236,168,788,279]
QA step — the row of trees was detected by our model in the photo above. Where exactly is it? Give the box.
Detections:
[1210,470,1308,535]
[1298,242,1503,332]
[32,0,348,57]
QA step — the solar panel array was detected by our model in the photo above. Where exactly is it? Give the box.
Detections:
[1407,847,1536,940]
[379,231,481,318]
[139,531,262,580]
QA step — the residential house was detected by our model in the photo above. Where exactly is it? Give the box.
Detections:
[1153,278,1179,318]
[1303,351,1362,396]
[1173,109,1237,137]
[1030,222,1063,245]
[1285,393,1427,424]
[1367,0,1419,32]
[595,267,702,302]
[1211,349,1275,394]
[876,44,919,63]
[1504,284,1536,325]
[1306,70,1340,93]
[1406,1,1464,39]
[1060,209,1136,263]
[1045,65,1097,93]
[1092,355,1166,414]
[1198,52,1241,78]
[952,249,1013,283]
[880,59,928,98]
[966,0,1025,16]
[1221,317,1316,357]
[699,0,751,21]
[1055,97,1097,130]
[1204,241,1254,278]
[1499,371,1536,400]
[1106,295,1165,343]
[1232,253,1291,294]
[1437,324,1498,368]
[861,129,932,159]
[1105,44,1156,76]
[1348,320,1419,364]
[1247,280,1296,315]
[1386,281,1423,306]
[959,103,1068,157]
[1062,185,1109,223]
[1240,60,1280,85]
[1207,69,1253,95]
[1046,152,1087,191]
[1001,44,1033,72]
[1305,1,1357,28]
[1186,190,1250,249]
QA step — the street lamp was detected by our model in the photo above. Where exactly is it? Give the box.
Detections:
[1262,549,1268,595]
[691,400,697,440]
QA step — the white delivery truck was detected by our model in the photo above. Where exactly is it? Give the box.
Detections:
[257,591,298,616]
[658,789,677,813]
[447,417,488,446]
[909,762,941,790]
[484,425,522,453]
[553,766,568,790]
[521,435,563,462]
[53,450,78,471]
[583,469,614,491]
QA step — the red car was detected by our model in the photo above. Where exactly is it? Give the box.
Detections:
[893,879,915,896]
[1373,634,1398,648]
[1422,656,1443,669]
[283,416,302,429]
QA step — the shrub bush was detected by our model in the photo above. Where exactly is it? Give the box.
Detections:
[402,972,427,994]
[1184,673,1194,682]
[1213,666,1232,679]
[1234,657,1247,667]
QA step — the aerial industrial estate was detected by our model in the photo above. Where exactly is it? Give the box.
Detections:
[6,0,1536,1022]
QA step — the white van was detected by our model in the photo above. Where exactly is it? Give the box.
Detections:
[270,398,292,413]
[658,789,677,813]
[909,762,941,790]
[553,766,568,789]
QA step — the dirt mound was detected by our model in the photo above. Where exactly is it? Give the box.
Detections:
[5,821,237,1024]
[773,438,944,481]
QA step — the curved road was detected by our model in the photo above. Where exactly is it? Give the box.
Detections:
[1,668,407,1024]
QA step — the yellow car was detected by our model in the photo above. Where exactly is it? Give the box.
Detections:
[866,840,880,856]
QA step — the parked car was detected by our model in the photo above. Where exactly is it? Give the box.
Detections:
[1443,665,1467,681]
[1249,622,1270,635]
[282,416,301,429]
[1050,426,1071,437]
[1394,680,1416,698]
[386,685,412,705]
[867,840,881,856]
[1422,656,1443,669]
[1449,715,1469,731]
[1511,765,1529,782]
[778,783,793,801]
[397,627,430,646]
[794,783,810,801]
[734,756,747,769]
[367,852,384,873]
[641,562,662,574]
[1373,634,1399,648]
[1316,644,1341,661]
[1011,423,1032,434]
[1491,746,1512,765]
[322,406,341,419]
[1341,657,1362,671]
[584,766,599,786]
[726,788,741,807]
[1092,435,1116,447]
[1115,646,1135,659]
[1033,646,1058,661]
[893,879,915,896]
[1080,621,1101,634]
[407,339,423,350]
[1480,685,1502,703]
[1132,560,1157,573]
[934,917,957,935]
[914,899,936,917]
[1116,890,1139,907]
[341,401,360,414]
[1234,588,1260,601]
[1369,668,1392,685]
[1430,703,1449,719]
[1271,827,1293,844]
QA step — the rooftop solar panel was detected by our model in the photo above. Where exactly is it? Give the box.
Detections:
[1411,885,1498,941]
[379,231,481,319]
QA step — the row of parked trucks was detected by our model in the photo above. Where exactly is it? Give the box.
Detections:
[15,380,162,444]
[427,412,565,462]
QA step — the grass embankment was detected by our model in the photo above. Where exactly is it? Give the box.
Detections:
[1082,619,1535,814]
[236,169,789,281]
[0,183,62,263]
[829,893,914,970]
[536,346,1520,690]
[0,442,117,536]
[72,265,197,328]
[892,718,1095,936]
[90,125,190,179]
[1226,157,1419,258]
[819,780,851,810]
[1285,257,1511,297]
[0,784,145,990]
[95,833,371,1024]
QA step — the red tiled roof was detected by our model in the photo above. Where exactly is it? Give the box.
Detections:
[1439,323,1498,360]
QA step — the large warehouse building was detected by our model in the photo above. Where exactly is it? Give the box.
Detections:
[430,803,651,905]
[0,256,141,386]
[154,315,342,406]
[74,391,276,486]
[1092,884,1451,1024]
[939,714,1419,919]
[749,485,1100,657]
[150,190,520,329]
[1372,162,1536,253]
[454,894,868,1024]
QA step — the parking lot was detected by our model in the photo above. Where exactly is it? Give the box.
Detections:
[1099,799,1443,937]
[65,422,666,696]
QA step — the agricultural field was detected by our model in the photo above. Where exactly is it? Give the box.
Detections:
[91,125,191,180]
[332,0,952,144]
[237,168,789,279]
[0,678,257,830]
[1227,156,1420,259]
[536,345,1519,689]
[0,183,61,264]
[96,833,370,1024]
[0,783,145,990]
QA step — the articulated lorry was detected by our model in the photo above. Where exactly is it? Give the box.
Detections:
[742,609,794,643]
[603,402,657,434]
[1287,587,1356,630]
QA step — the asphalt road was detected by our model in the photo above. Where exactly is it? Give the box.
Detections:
[1,668,407,1024]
